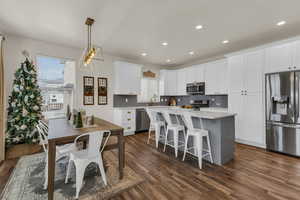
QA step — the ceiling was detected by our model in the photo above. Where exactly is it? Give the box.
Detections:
[1,0,300,67]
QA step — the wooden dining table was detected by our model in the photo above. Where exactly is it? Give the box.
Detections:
[47,117,125,200]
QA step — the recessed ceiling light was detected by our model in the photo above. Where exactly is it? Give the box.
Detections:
[141,52,147,56]
[195,25,203,30]
[277,21,286,26]
[189,51,195,55]
[162,42,168,46]
[222,40,229,44]
[166,59,171,63]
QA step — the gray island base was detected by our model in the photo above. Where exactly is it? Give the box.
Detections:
[154,109,236,166]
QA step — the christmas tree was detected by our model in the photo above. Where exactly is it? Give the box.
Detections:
[5,58,43,147]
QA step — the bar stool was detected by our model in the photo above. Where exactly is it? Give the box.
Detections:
[162,110,186,157]
[181,112,213,169]
[146,108,166,148]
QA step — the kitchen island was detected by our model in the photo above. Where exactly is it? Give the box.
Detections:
[150,107,236,165]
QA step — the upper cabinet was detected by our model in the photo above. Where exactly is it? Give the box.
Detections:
[205,59,228,95]
[293,41,300,68]
[265,42,298,73]
[114,61,142,95]
[160,70,178,96]
[228,50,265,94]
[176,68,187,95]
[185,65,205,83]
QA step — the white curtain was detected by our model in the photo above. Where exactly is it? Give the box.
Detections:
[0,35,5,161]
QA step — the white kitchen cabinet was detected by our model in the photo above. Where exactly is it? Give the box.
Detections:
[160,70,177,96]
[185,65,205,83]
[293,41,300,69]
[113,108,136,136]
[228,55,245,93]
[229,92,264,147]
[176,68,187,95]
[114,61,141,95]
[265,42,294,73]
[229,50,264,94]
[228,50,265,148]
[205,59,228,95]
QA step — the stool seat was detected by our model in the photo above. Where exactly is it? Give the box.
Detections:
[181,112,213,169]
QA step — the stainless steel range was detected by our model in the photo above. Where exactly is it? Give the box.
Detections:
[265,71,300,157]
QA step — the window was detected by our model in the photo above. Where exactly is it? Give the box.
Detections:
[36,55,75,119]
[138,77,159,102]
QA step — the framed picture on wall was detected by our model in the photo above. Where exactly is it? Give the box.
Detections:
[98,77,108,105]
[83,76,94,105]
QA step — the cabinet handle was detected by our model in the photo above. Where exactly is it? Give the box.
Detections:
[294,66,297,69]
[288,67,291,70]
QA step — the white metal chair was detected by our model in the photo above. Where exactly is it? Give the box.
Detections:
[181,112,213,169]
[162,110,186,157]
[65,131,111,199]
[146,108,166,148]
[36,120,77,190]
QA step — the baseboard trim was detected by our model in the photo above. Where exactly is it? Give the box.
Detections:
[235,139,266,149]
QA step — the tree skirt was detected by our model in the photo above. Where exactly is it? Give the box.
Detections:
[1,151,144,200]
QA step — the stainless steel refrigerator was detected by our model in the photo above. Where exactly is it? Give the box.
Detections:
[266,71,300,157]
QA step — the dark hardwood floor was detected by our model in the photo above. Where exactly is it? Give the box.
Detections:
[1,133,300,199]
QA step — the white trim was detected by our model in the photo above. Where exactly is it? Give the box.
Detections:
[235,138,266,149]
[225,35,300,57]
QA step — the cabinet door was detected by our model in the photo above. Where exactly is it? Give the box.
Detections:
[176,68,187,95]
[228,55,245,93]
[165,70,177,95]
[293,41,300,69]
[243,92,265,146]
[114,61,141,94]
[205,62,219,95]
[186,66,196,83]
[228,92,244,140]
[194,64,205,82]
[218,60,228,94]
[265,42,293,73]
[244,50,264,93]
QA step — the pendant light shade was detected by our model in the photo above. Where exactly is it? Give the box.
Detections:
[80,17,104,68]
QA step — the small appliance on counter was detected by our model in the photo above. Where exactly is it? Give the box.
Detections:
[169,97,177,106]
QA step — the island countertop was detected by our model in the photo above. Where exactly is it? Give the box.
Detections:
[149,107,236,120]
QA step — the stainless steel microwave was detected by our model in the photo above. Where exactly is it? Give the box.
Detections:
[186,82,205,95]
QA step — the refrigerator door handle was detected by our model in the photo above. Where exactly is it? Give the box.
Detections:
[295,73,299,123]
[267,121,300,129]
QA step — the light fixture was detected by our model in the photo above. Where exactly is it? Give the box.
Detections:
[81,17,104,67]
[277,20,286,26]
[222,40,229,44]
[189,51,195,55]
[195,25,203,30]
[162,42,168,46]
[166,59,171,63]
[141,52,147,56]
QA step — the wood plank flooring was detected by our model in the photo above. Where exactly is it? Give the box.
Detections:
[1,133,300,200]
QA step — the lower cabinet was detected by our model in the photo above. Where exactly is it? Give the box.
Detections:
[229,92,265,148]
[113,109,136,136]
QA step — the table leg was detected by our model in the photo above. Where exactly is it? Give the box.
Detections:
[118,132,125,179]
[48,140,56,200]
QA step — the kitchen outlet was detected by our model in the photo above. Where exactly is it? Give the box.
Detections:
[178,98,181,102]
[125,98,128,103]
[211,98,215,102]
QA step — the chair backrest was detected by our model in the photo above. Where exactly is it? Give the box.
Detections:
[162,110,180,126]
[181,112,194,131]
[145,108,156,123]
[36,121,49,153]
[74,131,109,157]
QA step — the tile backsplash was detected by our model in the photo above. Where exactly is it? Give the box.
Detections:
[114,94,227,108]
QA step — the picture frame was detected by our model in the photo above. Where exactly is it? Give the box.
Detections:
[98,77,108,105]
[83,76,94,105]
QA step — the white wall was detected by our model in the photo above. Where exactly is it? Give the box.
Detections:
[3,34,164,123]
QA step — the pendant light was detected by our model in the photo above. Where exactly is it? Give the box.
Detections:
[80,17,104,68]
